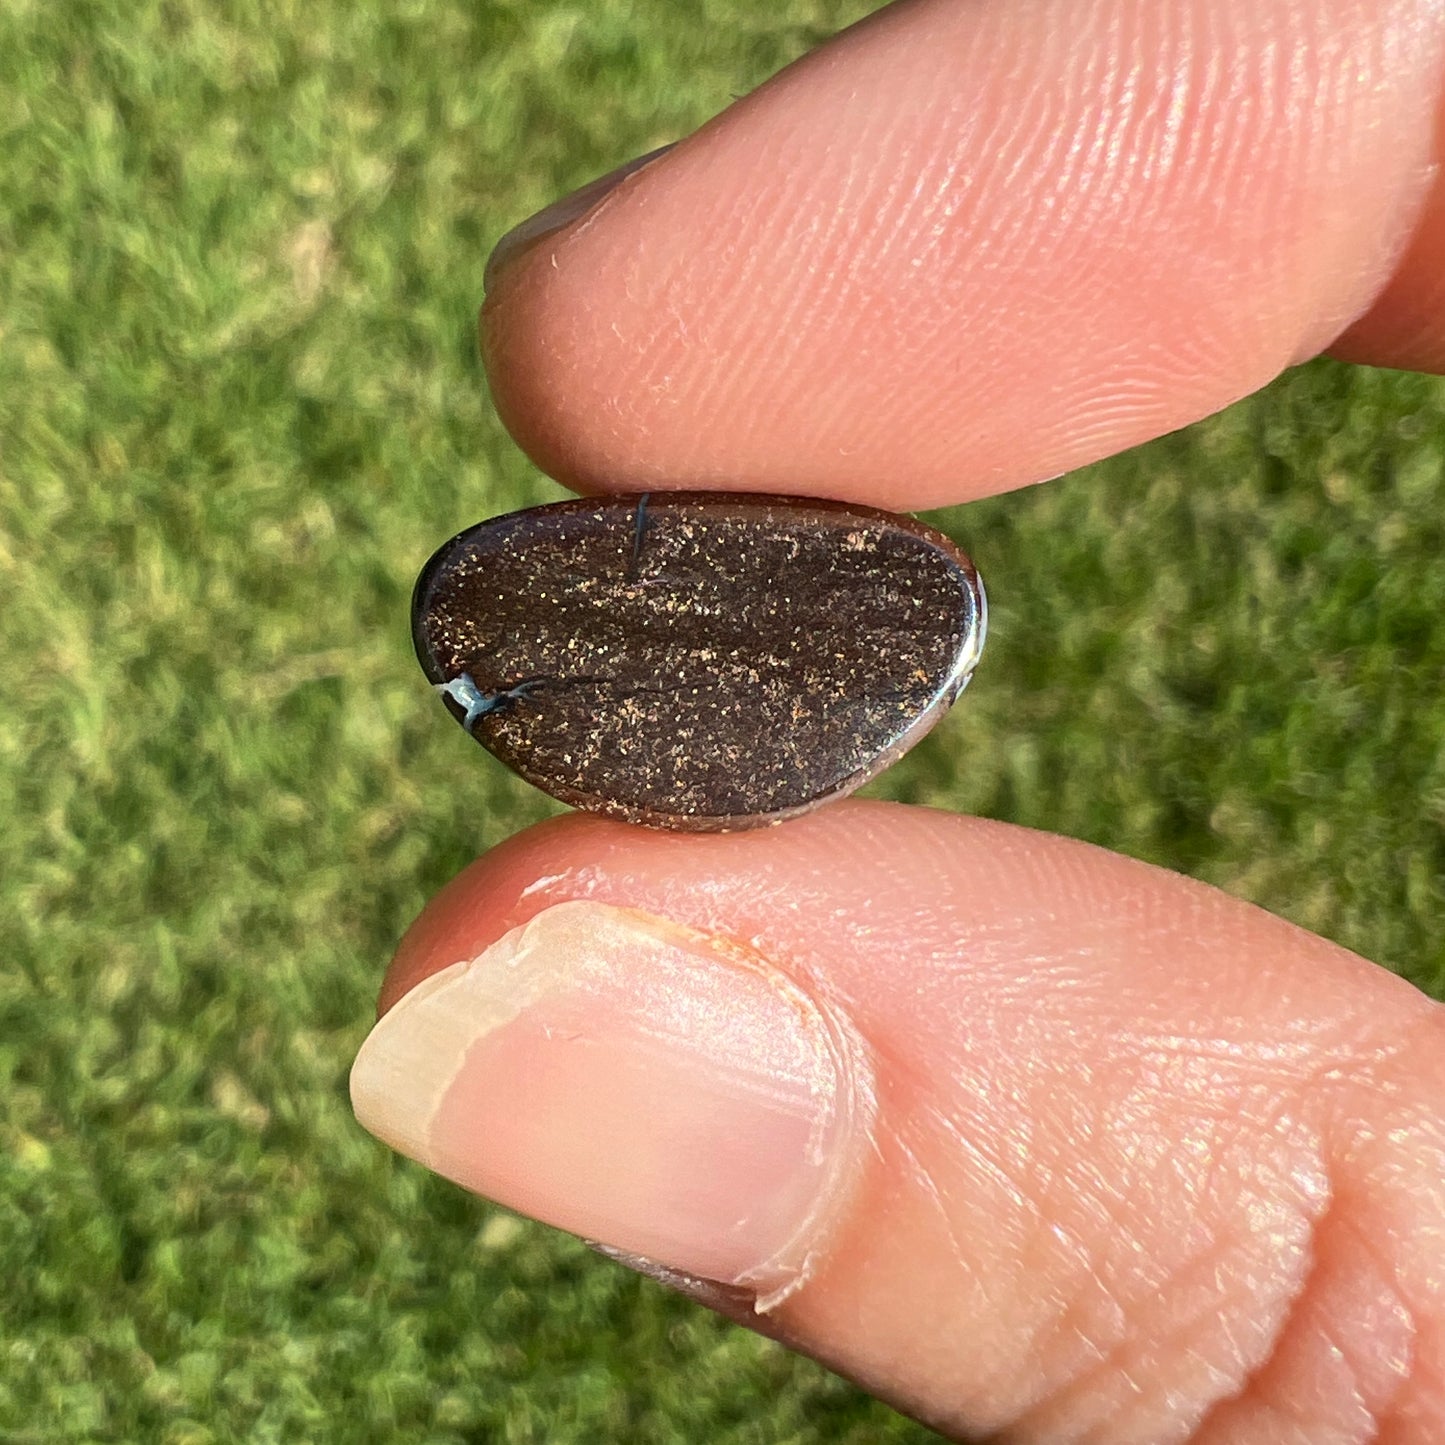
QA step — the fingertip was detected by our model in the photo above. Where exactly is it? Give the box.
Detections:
[480,0,1445,510]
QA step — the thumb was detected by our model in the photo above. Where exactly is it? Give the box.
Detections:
[351,804,1445,1443]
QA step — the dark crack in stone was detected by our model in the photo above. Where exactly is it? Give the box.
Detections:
[412,492,986,831]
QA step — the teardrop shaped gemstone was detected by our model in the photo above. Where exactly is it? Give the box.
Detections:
[412,492,986,831]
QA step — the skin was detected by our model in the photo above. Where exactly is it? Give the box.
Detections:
[361,0,1445,1438]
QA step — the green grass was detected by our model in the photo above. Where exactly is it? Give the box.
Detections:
[3,1,1443,1441]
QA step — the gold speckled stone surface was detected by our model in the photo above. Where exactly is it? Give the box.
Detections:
[412,492,986,830]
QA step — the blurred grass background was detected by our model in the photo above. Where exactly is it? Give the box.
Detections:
[3,0,1444,1440]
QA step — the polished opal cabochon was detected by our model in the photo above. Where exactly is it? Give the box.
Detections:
[412,492,986,830]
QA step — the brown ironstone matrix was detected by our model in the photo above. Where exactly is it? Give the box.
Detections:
[411,492,987,831]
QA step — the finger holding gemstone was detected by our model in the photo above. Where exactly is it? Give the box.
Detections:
[411,492,986,831]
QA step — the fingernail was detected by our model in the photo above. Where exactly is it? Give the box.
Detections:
[484,144,677,294]
[351,900,868,1308]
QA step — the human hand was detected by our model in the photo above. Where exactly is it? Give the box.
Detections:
[352,0,1445,1438]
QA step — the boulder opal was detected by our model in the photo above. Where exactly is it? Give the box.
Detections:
[412,492,986,830]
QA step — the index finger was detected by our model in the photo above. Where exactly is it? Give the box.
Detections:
[481,0,1445,512]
